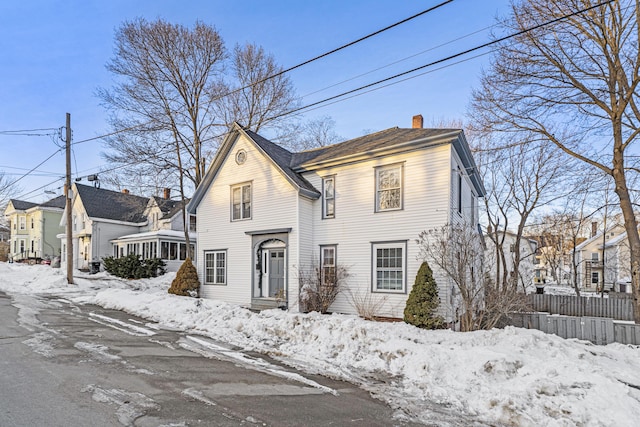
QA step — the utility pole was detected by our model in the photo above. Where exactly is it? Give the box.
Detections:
[65,113,74,285]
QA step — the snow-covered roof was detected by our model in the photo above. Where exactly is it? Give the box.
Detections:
[110,229,196,243]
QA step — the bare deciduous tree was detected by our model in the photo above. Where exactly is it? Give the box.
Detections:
[417,222,485,332]
[472,0,640,321]
[474,136,568,292]
[418,222,531,331]
[215,43,299,134]
[273,115,344,152]
[98,19,298,250]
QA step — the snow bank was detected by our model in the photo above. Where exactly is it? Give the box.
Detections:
[2,262,640,426]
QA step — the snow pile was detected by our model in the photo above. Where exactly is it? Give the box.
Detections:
[2,262,640,426]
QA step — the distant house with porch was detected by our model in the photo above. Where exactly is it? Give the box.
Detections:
[4,196,65,262]
[187,116,485,321]
[60,184,195,272]
[573,223,628,292]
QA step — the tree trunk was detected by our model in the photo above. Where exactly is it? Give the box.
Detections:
[612,146,640,322]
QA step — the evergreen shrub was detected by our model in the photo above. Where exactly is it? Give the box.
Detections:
[168,258,200,297]
[102,254,166,279]
[404,261,445,329]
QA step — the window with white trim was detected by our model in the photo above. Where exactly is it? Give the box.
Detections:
[205,250,226,285]
[19,216,26,230]
[372,241,407,292]
[320,245,337,285]
[231,183,251,221]
[375,164,403,212]
[30,218,34,229]
[322,176,335,219]
[591,271,599,285]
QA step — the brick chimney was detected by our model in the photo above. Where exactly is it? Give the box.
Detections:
[122,189,129,194]
[412,114,423,129]
[163,188,171,200]
[591,221,598,237]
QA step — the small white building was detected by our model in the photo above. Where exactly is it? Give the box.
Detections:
[187,117,485,321]
[484,229,538,293]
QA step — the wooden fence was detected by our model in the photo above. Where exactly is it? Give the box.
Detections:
[526,294,634,321]
[507,312,640,345]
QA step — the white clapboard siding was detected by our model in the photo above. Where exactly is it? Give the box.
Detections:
[302,143,455,319]
[197,133,300,306]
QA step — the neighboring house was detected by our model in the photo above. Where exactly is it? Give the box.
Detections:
[60,184,195,272]
[111,189,196,271]
[187,116,485,321]
[4,196,65,262]
[484,229,538,292]
[0,223,10,261]
[573,223,627,292]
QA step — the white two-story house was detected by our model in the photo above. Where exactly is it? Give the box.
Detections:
[60,184,195,272]
[187,116,485,321]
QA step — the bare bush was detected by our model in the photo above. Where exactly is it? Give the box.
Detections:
[346,289,389,320]
[298,263,348,314]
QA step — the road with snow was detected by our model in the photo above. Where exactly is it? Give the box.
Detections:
[0,291,420,427]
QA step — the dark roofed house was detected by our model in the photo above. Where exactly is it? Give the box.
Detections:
[61,183,195,272]
[187,116,485,322]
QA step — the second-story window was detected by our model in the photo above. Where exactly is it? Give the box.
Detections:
[322,176,335,219]
[19,216,26,230]
[375,164,403,212]
[231,183,251,221]
[189,215,197,232]
[30,218,34,229]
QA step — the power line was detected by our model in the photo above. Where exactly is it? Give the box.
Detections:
[0,127,58,136]
[300,23,495,100]
[64,2,457,148]
[269,0,615,120]
[218,1,455,102]
[9,148,63,188]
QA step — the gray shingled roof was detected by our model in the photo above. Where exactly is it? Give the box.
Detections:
[188,123,483,213]
[152,196,187,219]
[9,199,37,211]
[243,129,320,197]
[39,195,66,209]
[76,184,149,223]
[291,127,460,167]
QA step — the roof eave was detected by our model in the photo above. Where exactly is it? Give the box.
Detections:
[293,131,461,172]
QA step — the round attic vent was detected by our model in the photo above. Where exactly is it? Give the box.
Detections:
[235,149,247,165]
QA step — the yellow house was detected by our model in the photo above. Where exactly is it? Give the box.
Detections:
[4,196,65,262]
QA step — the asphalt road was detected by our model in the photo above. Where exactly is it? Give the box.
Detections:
[0,291,423,427]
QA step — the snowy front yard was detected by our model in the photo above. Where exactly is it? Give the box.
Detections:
[1,262,640,426]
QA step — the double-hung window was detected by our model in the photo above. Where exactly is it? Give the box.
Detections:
[375,164,403,212]
[322,176,335,219]
[231,183,251,221]
[320,245,337,286]
[372,241,407,293]
[19,216,26,230]
[205,250,226,285]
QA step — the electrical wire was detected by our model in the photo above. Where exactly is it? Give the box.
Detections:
[269,0,616,119]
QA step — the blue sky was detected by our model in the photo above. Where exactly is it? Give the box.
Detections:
[0,0,511,201]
